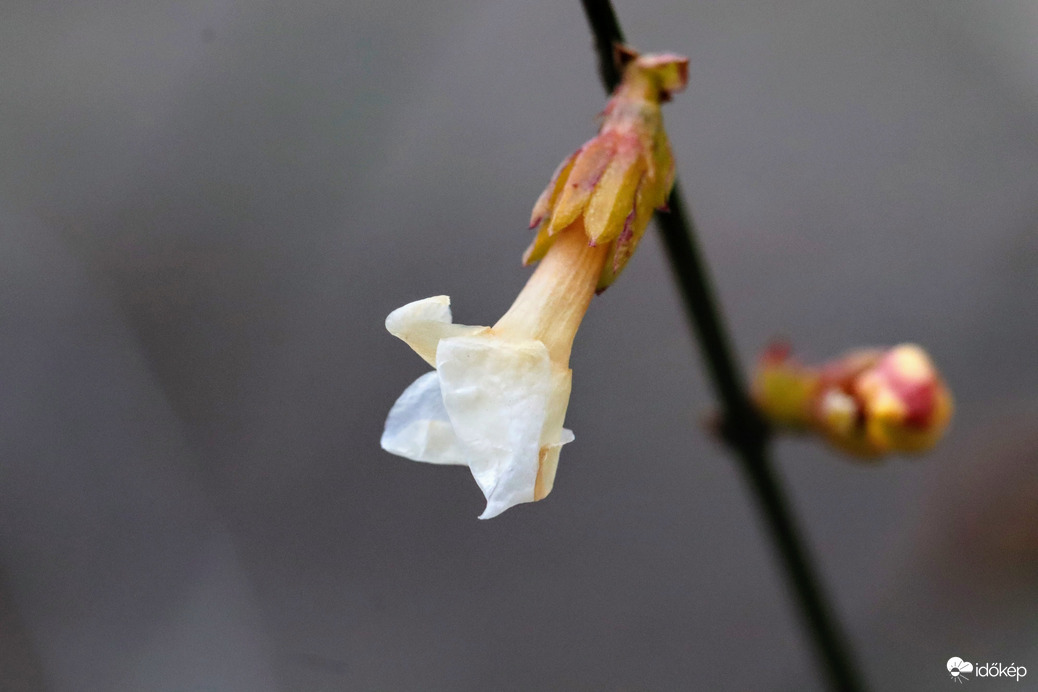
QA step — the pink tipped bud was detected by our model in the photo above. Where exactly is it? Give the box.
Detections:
[754,342,953,459]
[855,345,954,454]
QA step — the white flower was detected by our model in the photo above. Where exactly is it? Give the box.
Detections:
[381,225,606,518]
[380,296,574,519]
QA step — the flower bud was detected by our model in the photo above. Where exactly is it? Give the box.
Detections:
[754,342,953,458]
[525,47,688,291]
[854,345,954,454]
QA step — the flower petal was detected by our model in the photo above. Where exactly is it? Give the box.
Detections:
[533,367,574,499]
[534,427,574,501]
[385,296,487,367]
[380,371,470,465]
[436,335,555,519]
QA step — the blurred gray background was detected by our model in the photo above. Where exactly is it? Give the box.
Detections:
[1,1,1037,690]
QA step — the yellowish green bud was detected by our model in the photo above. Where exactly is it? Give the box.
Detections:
[525,47,688,290]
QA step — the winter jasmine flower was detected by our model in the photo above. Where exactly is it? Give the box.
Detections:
[381,48,688,517]
[382,227,606,518]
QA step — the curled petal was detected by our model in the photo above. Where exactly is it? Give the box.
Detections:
[385,296,487,366]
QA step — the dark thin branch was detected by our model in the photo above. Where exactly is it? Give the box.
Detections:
[578,2,866,690]
[581,0,625,92]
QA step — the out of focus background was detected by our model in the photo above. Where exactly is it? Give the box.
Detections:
[1,1,1036,690]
